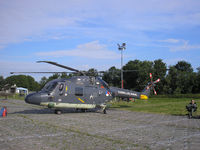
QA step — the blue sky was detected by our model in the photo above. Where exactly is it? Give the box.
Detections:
[0,0,200,81]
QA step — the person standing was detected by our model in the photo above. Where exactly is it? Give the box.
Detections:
[186,100,197,119]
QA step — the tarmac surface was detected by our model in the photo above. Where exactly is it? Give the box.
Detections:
[0,99,200,150]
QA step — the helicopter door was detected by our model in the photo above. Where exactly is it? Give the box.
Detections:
[55,82,65,102]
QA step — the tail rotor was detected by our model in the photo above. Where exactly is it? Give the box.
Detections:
[148,73,160,95]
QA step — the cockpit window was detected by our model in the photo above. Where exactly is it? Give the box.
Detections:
[42,82,58,92]
[89,77,95,85]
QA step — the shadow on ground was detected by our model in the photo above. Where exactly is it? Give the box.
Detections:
[10,108,100,115]
[172,113,200,119]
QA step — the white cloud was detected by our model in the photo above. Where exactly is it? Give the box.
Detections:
[36,41,120,59]
[0,0,79,47]
[1,0,200,48]
[169,40,200,52]
[159,39,180,43]
[157,38,200,52]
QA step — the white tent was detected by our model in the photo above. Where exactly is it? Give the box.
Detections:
[16,87,28,95]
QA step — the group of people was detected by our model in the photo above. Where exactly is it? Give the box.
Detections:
[186,99,198,119]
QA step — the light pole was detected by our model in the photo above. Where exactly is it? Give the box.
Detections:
[117,43,126,89]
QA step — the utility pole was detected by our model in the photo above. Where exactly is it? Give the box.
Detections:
[117,43,126,88]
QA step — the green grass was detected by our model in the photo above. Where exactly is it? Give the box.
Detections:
[110,98,200,116]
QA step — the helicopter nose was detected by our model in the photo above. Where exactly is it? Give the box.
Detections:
[25,92,42,105]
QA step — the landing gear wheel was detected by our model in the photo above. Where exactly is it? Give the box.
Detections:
[103,108,107,114]
[55,109,62,115]
[81,109,86,112]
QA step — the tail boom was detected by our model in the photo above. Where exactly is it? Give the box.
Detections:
[110,87,149,100]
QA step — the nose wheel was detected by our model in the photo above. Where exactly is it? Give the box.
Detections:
[103,108,107,114]
[101,104,107,114]
[55,109,62,115]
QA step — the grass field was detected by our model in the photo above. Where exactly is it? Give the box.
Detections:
[110,98,200,116]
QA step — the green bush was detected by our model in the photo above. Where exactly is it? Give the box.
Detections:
[151,94,200,99]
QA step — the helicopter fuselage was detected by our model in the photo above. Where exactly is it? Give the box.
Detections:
[25,76,113,110]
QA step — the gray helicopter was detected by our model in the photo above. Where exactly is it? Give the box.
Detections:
[18,61,160,114]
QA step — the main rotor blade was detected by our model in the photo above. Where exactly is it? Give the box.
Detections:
[37,61,82,74]
[10,71,74,74]
[123,70,139,72]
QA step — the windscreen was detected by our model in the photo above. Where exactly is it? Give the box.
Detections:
[42,81,58,92]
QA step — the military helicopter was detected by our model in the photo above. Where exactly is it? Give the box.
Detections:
[12,61,160,114]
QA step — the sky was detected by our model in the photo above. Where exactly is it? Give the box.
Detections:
[0,0,200,81]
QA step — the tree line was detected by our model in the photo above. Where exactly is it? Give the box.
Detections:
[103,59,200,94]
[0,59,200,95]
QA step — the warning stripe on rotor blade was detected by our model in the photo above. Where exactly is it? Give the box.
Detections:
[150,73,152,78]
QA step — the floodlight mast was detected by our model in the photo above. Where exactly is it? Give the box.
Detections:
[118,43,126,88]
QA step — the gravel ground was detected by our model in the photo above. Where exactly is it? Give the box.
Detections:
[0,99,200,150]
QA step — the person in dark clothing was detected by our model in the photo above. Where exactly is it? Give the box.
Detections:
[186,100,197,119]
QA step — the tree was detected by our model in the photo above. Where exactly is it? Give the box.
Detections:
[60,73,71,79]
[123,60,140,90]
[103,66,120,87]
[86,68,98,76]
[193,72,200,93]
[166,66,176,94]
[197,67,200,74]
[6,75,28,88]
[175,61,193,72]
[153,59,167,94]
[0,76,5,90]
[46,74,60,82]
[39,76,48,89]
[123,60,153,91]
[166,61,195,94]
[27,76,40,91]
[137,60,153,91]
[5,75,40,91]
